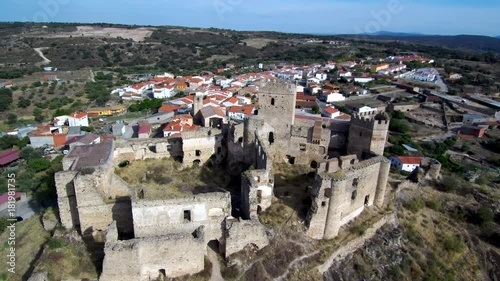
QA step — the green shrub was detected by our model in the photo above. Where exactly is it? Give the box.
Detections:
[439,175,461,192]
[425,199,443,212]
[47,238,66,249]
[28,158,51,172]
[351,225,367,236]
[405,224,423,246]
[443,235,465,253]
[404,198,425,213]
[473,207,494,226]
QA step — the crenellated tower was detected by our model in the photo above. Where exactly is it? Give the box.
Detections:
[346,112,390,160]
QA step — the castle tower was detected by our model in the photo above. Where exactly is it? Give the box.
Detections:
[244,116,265,147]
[257,80,296,141]
[346,112,390,160]
[193,92,204,120]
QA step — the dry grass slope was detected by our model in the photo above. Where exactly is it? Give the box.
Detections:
[0,215,50,281]
[115,158,231,199]
[33,229,98,281]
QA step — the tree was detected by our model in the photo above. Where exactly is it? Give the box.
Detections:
[0,88,13,112]
[389,119,410,134]
[33,108,44,123]
[312,105,321,114]
[53,108,71,118]
[20,147,42,161]
[7,113,17,124]
[17,96,31,108]
[0,135,29,150]
[27,158,51,172]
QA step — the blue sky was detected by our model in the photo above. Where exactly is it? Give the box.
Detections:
[1,0,499,36]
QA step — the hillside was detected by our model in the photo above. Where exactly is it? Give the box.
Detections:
[341,34,500,53]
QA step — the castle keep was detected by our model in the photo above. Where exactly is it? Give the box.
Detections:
[54,80,391,279]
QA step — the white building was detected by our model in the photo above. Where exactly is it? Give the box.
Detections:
[68,112,89,127]
[315,73,328,81]
[153,85,175,99]
[353,77,374,83]
[53,115,69,126]
[390,156,422,172]
[326,93,346,103]
[351,105,377,115]
[322,107,341,119]
[339,70,352,78]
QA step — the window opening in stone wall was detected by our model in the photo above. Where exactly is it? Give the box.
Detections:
[324,188,331,198]
[322,201,327,207]
[183,210,191,222]
[257,190,262,204]
[268,132,274,145]
[364,195,370,206]
[351,190,357,201]
[353,178,359,187]
[196,150,201,157]
[271,98,275,105]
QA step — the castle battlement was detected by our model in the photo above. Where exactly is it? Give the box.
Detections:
[259,80,296,96]
[351,113,389,129]
[322,155,390,182]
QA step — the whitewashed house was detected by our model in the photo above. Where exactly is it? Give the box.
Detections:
[322,107,341,119]
[390,156,422,172]
[68,112,89,127]
[326,93,346,103]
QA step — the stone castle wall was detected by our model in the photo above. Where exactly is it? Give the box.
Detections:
[306,156,391,239]
[347,114,389,159]
[222,217,269,258]
[132,192,231,242]
[101,223,206,280]
[114,128,224,168]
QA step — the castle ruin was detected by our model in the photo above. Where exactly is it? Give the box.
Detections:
[54,80,391,279]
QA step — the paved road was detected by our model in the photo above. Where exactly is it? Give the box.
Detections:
[434,74,449,93]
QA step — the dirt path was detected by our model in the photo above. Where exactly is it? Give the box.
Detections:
[208,246,224,281]
[274,250,320,281]
[34,47,51,66]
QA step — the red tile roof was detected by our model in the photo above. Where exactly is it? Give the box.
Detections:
[397,156,422,165]
[296,92,317,101]
[65,136,83,145]
[296,101,317,108]
[324,107,339,114]
[53,134,68,146]
[138,125,152,135]
[159,104,182,113]
[224,96,238,105]
[189,78,203,83]
[69,112,87,119]
[0,150,20,166]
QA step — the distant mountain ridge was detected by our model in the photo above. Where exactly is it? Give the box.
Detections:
[340,32,500,53]
[364,31,427,37]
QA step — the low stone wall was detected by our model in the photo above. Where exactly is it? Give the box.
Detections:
[317,212,398,274]
[222,216,269,258]
[101,223,206,280]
